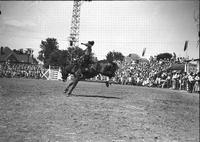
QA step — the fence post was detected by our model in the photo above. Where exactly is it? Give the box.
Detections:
[58,67,62,80]
[48,65,51,80]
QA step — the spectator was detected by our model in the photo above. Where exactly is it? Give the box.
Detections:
[193,72,200,93]
[0,62,43,79]
[172,72,178,89]
[188,72,195,93]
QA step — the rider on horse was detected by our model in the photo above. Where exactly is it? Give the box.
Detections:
[81,41,94,67]
[77,41,95,78]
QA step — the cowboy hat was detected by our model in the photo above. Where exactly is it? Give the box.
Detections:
[88,41,94,46]
[81,41,95,46]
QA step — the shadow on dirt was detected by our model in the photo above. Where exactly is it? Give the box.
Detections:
[72,94,121,99]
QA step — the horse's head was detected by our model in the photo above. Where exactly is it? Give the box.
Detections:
[61,66,69,82]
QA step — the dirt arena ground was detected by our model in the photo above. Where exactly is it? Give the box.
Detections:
[0,78,199,142]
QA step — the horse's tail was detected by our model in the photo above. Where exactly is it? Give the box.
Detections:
[112,62,119,71]
[106,61,119,78]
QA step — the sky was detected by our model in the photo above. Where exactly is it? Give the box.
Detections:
[0,1,199,60]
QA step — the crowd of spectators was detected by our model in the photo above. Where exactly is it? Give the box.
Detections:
[0,55,199,94]
[112,56,199,93]
[0,61,44,79]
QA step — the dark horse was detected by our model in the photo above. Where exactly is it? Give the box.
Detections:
[61,60,118,96]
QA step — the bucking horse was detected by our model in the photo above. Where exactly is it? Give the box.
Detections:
[61,60,119,96]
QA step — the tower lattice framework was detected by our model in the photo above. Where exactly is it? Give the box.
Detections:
[69,0,91,47]
[69,0,82,47]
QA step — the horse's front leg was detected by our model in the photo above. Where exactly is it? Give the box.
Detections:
[105,77,112,87]
[67,78,79,96]
[64,81,74,93]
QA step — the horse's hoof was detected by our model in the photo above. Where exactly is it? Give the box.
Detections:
[67,93,72,97]
[65,93,70,97]
[64,89,68,93]
[106,82,109,87]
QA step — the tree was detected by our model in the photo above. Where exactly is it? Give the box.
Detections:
[19,49,24,54]
[46,50,61,67]
[47,46,85,67]
[106,51,124,62]
[25,48,34,64]
[67,46,84,61]
[156,53,172,61]
[106,51,114,62]
[37,38,59,68]
[58,50,71,66]
[26,48,33,55]
[47,49,71,67]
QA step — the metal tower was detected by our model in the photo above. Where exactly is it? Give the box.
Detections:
[68,0,91,47]
[69,0,81,47]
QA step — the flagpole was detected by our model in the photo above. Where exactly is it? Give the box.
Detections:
[186,47,188,60]
[184,40,189,60]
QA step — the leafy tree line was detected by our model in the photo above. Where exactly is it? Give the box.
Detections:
[156,53,172,60]
[13,48,33,55]
[37,38,125,68]
[37,38,175,68]
[106,51,124,62]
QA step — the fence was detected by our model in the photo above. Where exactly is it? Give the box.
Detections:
[41,65,62,81]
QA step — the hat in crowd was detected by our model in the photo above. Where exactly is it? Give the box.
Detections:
[88,41,94,46]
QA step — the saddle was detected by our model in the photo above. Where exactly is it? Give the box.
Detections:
[71,54,98,77]
[82,63,95,72]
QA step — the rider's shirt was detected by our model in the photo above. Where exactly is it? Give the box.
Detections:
[84,46,92,56]
[81,43,93,65]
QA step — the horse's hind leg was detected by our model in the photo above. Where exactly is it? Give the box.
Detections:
[67,78,79,96]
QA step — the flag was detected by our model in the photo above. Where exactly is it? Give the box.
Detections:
[173,52,176,60]
[184,40,188,51]
[142,48,146,56]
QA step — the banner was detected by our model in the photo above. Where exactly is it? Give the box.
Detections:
[184,40,188,51]
[142,48,146,56]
